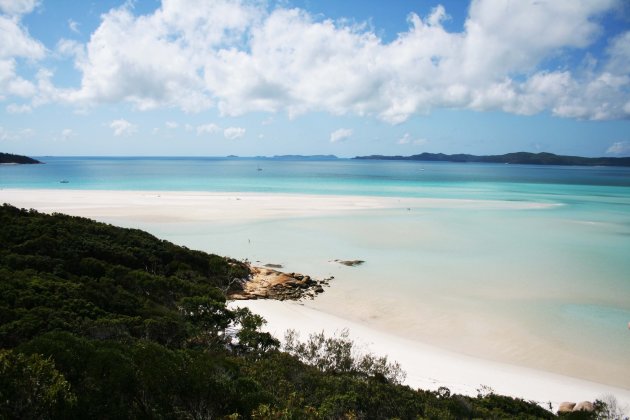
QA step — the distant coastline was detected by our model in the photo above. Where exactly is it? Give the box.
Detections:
[0,152,41,165]
[354,151,630,167]
[13,152,630,167]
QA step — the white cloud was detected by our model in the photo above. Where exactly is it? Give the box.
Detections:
[165,121,178,129]
[3,0,630,123]
[59,1,260,112]
[109,119,137,136]
[0,0,38,15]
[330,128,352,143]
[0,61,36,98]
[606,141,630,155]
[0,15,45,59]
[56,39,84,59]
[224,126,246,140]
[196,123,220,135]
[0,6,44,102]
[68,19,80,34]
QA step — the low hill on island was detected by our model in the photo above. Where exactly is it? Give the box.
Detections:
[0,152,41,164]
[354,152,630,166]
[0,204,606,418]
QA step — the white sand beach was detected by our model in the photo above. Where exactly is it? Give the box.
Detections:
[2,188,629,412]
[231,300,630,411]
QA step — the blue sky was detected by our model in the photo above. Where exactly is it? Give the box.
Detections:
[1,0,629,157]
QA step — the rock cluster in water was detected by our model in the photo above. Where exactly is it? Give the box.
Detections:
[229,266,333,301]
[333,259,365,267]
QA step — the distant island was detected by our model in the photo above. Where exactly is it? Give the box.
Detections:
[354,152,630,167]
[0,152,41,164]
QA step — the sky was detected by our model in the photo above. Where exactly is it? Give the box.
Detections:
[0,0,629,157]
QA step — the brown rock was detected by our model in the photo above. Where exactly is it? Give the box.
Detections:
[573,401,593,412]
[227,265,333,301]
[557,402,576,413]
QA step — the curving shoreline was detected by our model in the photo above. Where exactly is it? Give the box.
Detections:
[230,299,630,413]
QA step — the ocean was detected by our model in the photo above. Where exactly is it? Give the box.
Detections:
[2,156,630,387]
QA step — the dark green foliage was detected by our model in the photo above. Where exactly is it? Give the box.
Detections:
[0,349,76,418]
[0,204,577,418]
[283,329,406,384]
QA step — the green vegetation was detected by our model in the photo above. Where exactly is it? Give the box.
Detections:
[0,204,610,418]
[354,152,630,166]
[0,152,41,164]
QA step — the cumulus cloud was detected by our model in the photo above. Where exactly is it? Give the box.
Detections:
[330,128,352,143]
[198,0,629,122]
[57,1,260,112]
[2,0,630,123]
[196,123,220,135]
[606,141,630,155]
[0,3,45,102]
[165,121,178,129]
[224,126,246,140]
[109,119,137,136]
[0,0,38,16]
[0,17,45,60]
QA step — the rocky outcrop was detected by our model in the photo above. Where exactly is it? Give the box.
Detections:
[228,266,333,301]
[573,401,594,412]
[557,401,594,414]
[557,402,576,413]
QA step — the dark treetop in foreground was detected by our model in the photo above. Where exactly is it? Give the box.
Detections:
[354,152,630,166]
[0,204,606,418]
[0,152,41,164]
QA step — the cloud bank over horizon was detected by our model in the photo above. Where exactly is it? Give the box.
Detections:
[2,0,629,125]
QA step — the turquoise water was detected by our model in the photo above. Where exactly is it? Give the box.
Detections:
[2,156,630,193]
[2,157,630,386]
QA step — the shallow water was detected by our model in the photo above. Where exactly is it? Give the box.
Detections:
[3,157,629,387]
